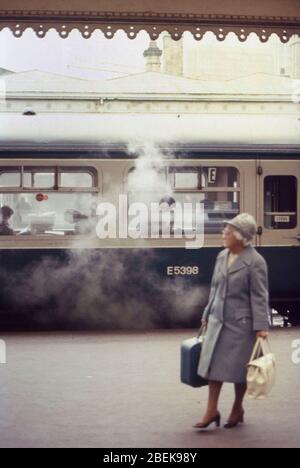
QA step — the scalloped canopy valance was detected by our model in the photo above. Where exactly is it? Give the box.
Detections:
[0,0,299,42]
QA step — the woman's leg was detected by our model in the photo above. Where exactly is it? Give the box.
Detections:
[200,380,223,422]
[228,383,247,421]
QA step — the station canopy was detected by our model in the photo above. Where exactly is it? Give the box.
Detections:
[0,0,299,42]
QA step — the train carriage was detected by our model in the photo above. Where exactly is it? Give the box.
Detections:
[0,113,299,329]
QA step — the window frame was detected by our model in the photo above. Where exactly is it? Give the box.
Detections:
[126,163,241,237]
[0,164,100,238]
[0,165,99,193]
[168,165,241,193]
[264,174,298,230]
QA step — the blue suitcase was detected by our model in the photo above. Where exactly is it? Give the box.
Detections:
[180,326,208,388]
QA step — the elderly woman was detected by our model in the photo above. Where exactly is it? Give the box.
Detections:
[194,213,270,429]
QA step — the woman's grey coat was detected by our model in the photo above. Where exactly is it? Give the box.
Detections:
[197,245,270,384]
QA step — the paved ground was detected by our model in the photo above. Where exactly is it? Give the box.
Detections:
[0,327,299,448]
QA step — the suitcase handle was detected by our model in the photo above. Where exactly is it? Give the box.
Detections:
[196,323,207,339]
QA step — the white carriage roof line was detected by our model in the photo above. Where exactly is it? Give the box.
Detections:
[1,145,299,155]
[0,69,296,98]
[0,113,299,147]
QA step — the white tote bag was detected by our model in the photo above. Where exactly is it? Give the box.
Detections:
[247,337,276,399]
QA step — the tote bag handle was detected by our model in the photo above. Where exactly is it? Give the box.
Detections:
[250,337,272,361]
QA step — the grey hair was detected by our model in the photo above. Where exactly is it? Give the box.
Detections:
[232,229,252,247]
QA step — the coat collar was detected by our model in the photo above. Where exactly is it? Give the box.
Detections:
[219,245,254,276]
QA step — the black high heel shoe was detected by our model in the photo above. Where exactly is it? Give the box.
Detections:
[193,411,221,429]
[224,411,244,429]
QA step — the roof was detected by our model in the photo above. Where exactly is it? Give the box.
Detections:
[226,72,295,95]
[1,69,89,94]
[1,69,296,98]
[0,67,14,76]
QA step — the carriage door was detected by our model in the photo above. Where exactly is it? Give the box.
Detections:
[257,160,300,247]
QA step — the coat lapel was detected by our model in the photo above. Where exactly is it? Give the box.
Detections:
[218,249,229,280]
[227,245,253,274]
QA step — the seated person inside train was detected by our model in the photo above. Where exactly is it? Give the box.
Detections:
[0,205,15,235]
[14,195,32,228]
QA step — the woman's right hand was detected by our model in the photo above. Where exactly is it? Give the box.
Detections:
[256,330,269,339]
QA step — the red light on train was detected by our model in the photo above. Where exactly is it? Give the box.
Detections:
[36,193,45,202]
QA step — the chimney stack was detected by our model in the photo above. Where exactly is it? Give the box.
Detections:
[143,41,162,72]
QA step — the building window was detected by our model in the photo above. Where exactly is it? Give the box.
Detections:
[0,166,98,236]
[264,176,297,229]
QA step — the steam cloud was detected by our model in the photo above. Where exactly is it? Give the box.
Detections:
[0,248,209,330]
[0,143,211,330]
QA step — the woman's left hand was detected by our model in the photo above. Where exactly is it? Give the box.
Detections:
[256,330,269,339]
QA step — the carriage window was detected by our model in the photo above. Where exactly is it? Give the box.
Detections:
[127,166,240,237]
[169,166,239,189]
[0,167,97,189]
[169,191,240,235]
[128,166,167,192]
[24,169,55,189]
[60,170,94,188]
[201,167,240,188]
[169,167,202,190]
[264,176,297,229]
[169,166,240,235]
[0,170,21,187]
[0,193,97,236]
[175,173,198,189]
[0,166,98,236]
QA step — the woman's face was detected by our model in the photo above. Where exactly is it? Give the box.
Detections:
[222,225,242,250]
